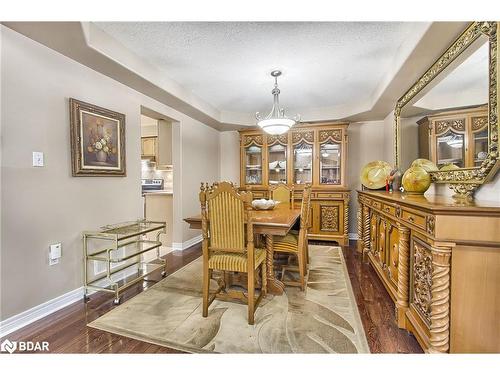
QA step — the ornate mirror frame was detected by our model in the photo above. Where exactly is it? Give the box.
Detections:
[394,21,499,198]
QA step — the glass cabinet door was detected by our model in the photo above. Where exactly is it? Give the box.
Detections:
[293,141,312,184]
[245,145,262,185]
[320,141,341,185]
[436,130,465,168]
[472,117,488,167]
[268,143,287,184]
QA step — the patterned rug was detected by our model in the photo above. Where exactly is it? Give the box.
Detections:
[88,245,369,353]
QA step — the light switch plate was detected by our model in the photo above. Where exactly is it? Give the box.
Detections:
[32,152,44,167]
[49,243,62,266]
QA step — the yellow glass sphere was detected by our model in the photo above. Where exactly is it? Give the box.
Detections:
[411,158,438,172]
[402,166,431,194]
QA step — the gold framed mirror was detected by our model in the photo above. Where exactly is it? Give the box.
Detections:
[394,22,499,198]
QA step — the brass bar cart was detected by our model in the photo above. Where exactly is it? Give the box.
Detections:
[83,220,167,304]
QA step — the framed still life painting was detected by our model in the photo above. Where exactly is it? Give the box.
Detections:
[69,98,126,176]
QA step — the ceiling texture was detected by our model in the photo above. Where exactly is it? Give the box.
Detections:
[95,22,426,115]
[3,21,469,130]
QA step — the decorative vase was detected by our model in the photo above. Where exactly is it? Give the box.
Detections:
[401,166,431,194]
[96,150,107,163]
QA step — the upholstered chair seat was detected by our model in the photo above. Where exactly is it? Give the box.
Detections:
[208,248,266,273]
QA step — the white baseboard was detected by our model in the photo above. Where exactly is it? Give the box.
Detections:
[0,287,84,338]
[172,234,202,251]
[348,232,359,240]
[0,265,144,338]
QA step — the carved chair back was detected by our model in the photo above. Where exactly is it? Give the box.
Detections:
[299,183,312,231]
[269,182,294,208]
[199,181,254,254]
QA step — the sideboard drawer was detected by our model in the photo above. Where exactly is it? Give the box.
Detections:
[316,192,345,199]
[382,203,396,217]
[371,200,382,210]
[401,209,426,230]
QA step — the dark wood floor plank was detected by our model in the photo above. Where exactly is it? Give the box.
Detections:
[3,241,422,353]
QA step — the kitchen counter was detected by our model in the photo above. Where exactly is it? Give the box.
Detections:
[142,190,173,196]
[144,192,173,249]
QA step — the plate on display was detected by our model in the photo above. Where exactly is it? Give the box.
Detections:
[360,161,392,189]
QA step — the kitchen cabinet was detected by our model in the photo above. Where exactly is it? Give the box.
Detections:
[140,120,172,169]
[141,136,157,159]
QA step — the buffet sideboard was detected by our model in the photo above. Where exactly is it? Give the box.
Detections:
[357,190,500,353]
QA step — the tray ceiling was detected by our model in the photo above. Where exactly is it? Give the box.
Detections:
[95,22,429,115]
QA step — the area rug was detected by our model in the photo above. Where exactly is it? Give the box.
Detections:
[88,245,370,353]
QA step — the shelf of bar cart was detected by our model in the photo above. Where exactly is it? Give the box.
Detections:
[83,220,167,305]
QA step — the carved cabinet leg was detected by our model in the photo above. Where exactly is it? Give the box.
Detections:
[343,195,350,245]
[428,245,452,353]
[357,204,363,253]
[395,224,410,329]
[362,206,371,262]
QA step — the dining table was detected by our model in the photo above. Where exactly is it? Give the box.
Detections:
[183,204,301,295]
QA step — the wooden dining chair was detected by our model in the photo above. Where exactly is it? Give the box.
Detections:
[269,182,294,208]
[272,183,312,290]
[199,181,267,325]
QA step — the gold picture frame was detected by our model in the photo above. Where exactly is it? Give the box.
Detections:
[394,22,499,198]
[70,98,126,176]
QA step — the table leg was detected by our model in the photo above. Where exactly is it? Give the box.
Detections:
[265,234,285,295]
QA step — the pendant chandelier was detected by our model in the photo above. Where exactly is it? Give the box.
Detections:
[256,70,300,135]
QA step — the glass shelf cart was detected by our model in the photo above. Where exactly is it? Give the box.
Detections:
[83,220,167,305]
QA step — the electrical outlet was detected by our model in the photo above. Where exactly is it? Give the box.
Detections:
[32,152,44,167]
[49,243,62,266]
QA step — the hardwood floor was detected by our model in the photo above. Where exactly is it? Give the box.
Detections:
[2,240,422,354]
[341,242,422,353]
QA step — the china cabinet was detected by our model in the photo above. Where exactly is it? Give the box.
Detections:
[417,106,488,169]
[239,123,350,245]
[358,191,500,353]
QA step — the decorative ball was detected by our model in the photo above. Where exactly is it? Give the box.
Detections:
[411,158,438,172]
[401,166,431,194]
[439,163,459,171]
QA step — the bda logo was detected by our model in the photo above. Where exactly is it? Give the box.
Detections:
[1,339,17,354]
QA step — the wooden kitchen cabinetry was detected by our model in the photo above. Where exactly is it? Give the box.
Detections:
[140,120,172,169]
[239,123,350,245]
[358,190,500,353]
[141,136,157,159]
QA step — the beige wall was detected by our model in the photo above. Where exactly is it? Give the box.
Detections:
[0,27,220,320]
[219,131,240,185]
[347,121,388,235]
[179,118,220,242]
[400,116,421,171]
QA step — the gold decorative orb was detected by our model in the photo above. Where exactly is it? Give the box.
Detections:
[411,158,438,172]
[439,163,459,171]
[402,166,431,194]
[360,161,392,189]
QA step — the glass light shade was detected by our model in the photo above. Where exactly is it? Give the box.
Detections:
[257,118,296,135]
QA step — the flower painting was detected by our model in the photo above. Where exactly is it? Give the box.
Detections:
[70,98,126,176]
